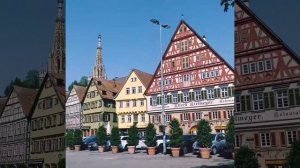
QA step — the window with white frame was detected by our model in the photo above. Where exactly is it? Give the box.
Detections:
[127,115,131,123]
[265,60,272,71]
[133,114,138,122]
[277,90,288,108]
[165,114,171,122]
[126,101,130,107]
[253,93,264,110]
[132,87,136,94]
[196,112,202,120]
[140,100,144,106]
[152,97,157,106]
[119,101,123,108]
[183,113,189,121]
[287,131,297,145]
[172,93,178,103]
[141,114,145,123]
[181,40,188,52]
[183,74,189,81]
[138,86,143,93]
[121,115,125,123]
[207,89,214,99]
[183,92,189,102]
[221,87,228,98]
[242,64,249,74]
[133,100,136,107]
[126,88,130,94]
[201,72,206,79]
[104,114,109,122]
[260,133,271,147]
[250,62,256,73]
[212,112,218,120]
[182,57,189,69]
[155,115,160,123]
[195,90,201,100]
[257,61,264,72]
[227,110,234,119]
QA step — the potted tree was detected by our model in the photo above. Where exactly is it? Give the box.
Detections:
[65,130,74,150]
[96,125,107,153]
[196,119,212,159]
[169,118,183,157]
[127,122,139,154]
[235,146,259,168]
[225,116,235,159]
[73,129,83,151]
[110,126,121,154]
[144,123,157,155]
[286,140,300,168]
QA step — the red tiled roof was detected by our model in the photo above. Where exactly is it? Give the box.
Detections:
[73,85,87,103]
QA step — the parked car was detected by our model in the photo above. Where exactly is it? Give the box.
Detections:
[156,135,170,153]
[192,133,226,155]
[120,135,147,151]
[82,136,96,150]
[88,140,111,151]
[157,135,196,155]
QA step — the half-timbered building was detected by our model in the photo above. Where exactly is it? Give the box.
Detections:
[234,1,300,167]
[145,20,234,134]
[66,85,86,130]
[0,86,36,166]
[81,78,122,136]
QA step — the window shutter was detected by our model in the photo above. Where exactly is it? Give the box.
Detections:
[246,95,251,111]
[208,112,212,120]
[270,92,275,108]
[289,89,295,106]
[150,98,152,106]
[189,92,195,101]
[202,90,207,99]
[217,88,220,98]
[180,114,183,121]
[170,115,172,121]
[214,89,217,98]
[271,132,276,147]
[295,88,300,105]
[264,93,270,109]
[218,111,221,119]
[168,95,172,103]
[223,111,227,119]
[108,114,111,121]
[192,113,195,121]
[188,113,191,120]
[254,134,260,148]
[228,87,232,97]
[280,132,286,147]
[241,96,246,111]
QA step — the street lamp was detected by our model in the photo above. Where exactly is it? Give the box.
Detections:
[150,18,170,155]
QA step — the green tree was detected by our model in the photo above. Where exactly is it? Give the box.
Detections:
[169,119,183,148]
[110,127,121,146]
[286,140,300,168]
[144,123,157,147]
[235,146,259,168]
[58,158,65,168]
[221,0,234,12]
[73,129,83,145]
[225,116,235,149]
[65,130,74,148]
[79,76,88,86]
[4,80,14,96]
[127,123,139,146]
[196,119,212,148]
[96,125,107,146]
[23,70,39,88]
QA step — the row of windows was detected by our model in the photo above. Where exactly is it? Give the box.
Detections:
[83,113,117,123]
[31,137,64,154]
[0,121,26,138]
[87,90,117,98]
[82,100,115,110]
[0,106,23,123]
[32,114,65,131]
[37,97,59,110]
[120,114,146,123]
[150,110,234,123]
[118,99,144,108]
[0,143,25,158]
[235,130,299,148]
[126,86,143,94]
[236,88,300,112]
[150,87,234,106]
[241,59,272,75]
[66,104,81,114]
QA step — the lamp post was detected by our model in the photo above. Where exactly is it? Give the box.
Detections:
[150,18,170,155]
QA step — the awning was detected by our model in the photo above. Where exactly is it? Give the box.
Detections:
[214,126,226,130]
[265,159,286,165]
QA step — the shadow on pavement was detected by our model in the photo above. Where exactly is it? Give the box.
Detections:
[191,164,234,168]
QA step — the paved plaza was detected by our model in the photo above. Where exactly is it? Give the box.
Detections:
[66,150,234,168]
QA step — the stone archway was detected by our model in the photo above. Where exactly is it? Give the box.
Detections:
[190,125,197,135]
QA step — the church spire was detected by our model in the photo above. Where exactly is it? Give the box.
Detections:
[92,33,106,79]
[48,0,65,78]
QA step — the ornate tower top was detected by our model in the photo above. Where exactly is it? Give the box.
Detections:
[48,0,65,78]
[92,33,106,80]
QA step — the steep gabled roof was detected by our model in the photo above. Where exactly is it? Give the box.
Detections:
[0,97,8,117]
[73,85,87,103]
[236,0,300,62]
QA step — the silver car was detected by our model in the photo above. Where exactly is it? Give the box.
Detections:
[192,133,226,155]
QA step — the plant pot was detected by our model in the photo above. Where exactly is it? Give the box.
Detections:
[200,148,211,159]
[74,145,81,151]
[171,148,180,157]
[66,147,70,151]
[147,147,156,155]
[98,146,104,153]
[127,146,135,154]
[111,146,118,154]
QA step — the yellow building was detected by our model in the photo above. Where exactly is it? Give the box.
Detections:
[29,73,65,168]
[115,69,153,136]
[81,78,122,136]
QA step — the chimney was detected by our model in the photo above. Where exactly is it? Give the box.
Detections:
[202,35,206,41]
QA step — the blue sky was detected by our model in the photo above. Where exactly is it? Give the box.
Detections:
[66,0,234,87]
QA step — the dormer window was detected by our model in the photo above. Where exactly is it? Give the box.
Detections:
[102,91,107,95]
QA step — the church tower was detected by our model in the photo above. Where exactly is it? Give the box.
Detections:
[48,0,65,78]
[92,34,106,79]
